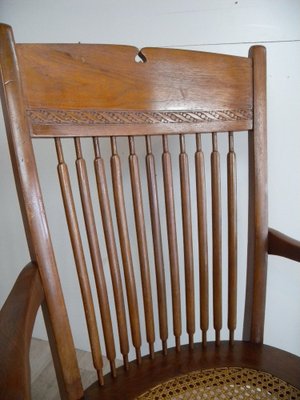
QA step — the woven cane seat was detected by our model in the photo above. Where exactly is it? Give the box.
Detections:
[137,367,300,400]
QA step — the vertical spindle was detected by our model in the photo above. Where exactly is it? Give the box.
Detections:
[94,138,141,364]
[146,136,168,355]
[128,136,155,359]
[162,136,182,351]
[55,138,104,384]
[179,134,195,349]
[75,138,130,371]
[74,138,117,376]
[211,133,222,345]
[227,132,237,344]
[195,133,209,346]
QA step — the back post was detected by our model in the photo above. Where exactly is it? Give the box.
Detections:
[0,24,83,400]
[243,45,268,343]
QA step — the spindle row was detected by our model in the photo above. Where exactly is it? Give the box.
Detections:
[54,133,238,382]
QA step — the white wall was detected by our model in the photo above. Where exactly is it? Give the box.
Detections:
[1,0,300,358]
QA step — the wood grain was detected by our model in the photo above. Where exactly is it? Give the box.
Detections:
[243,46,268,344]
[146,136,168,354]
[16,43,252,136]
[162,136,182,351]
[227,132,237,344]
[211,133,222,345]
[94,138,141,365]
[268,228,300,262]
[30,337,122,400]
[179,135,195,348]
[0,264,43,400]
[110,137,143,364]
[55,138,104,384]
[85,342,300,399]
[129,137,155,358]
[17,44,252,110]
[195,134,209,345]
[0,24,83,400]
[73,138,117,376]
[2,22,293,400]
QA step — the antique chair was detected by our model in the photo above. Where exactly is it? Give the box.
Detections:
[0,23,300,399]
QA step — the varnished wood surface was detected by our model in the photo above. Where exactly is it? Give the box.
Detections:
[16,43,253,136]
[268,228,300,262]
[146,137,168,353]
[28,120,253,138]
[211,133,222,345]
[85,342,300,400]
[110,138,142,364]
[30,338,121,400]
[94,139,135,371]
[179,135,195,348]
[55,139,104,384]
[2,22,300,400]
[0,264,43,400]
[243,46,268,344]
[17,44,253,111]
[162,136,182,351]
[129,137,155,358]
[227,132,237,343]
[0,24,83,399]
[195,134,209,345]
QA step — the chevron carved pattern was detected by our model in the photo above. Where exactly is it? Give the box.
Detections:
[27,108,253,126]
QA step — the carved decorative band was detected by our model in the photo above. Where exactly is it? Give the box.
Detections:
[27,108,253,126]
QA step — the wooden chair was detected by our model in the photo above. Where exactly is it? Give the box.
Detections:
[0,23,300,399]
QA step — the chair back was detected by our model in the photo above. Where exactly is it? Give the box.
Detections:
[0,24,267,398]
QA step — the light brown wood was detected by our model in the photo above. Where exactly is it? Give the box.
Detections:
[145,136,168,354]
[195,134,209,345]
[211,133,222,345]
[84,342,300,399]
[55,138,104,384]
[17,44,253,111]
[73,138,117,376]
[74,138,130,369]
[110,137,143,364]
[0,24,83,400]
[129,136,155,358]
[179,134,195,348]
[94,138,141,365]
[243,46,268,343]
[16,43,253,136]
[30,338,123,400]
[0,264,43,400]
[268,228,300,262]
[227,132,237,344]
[162,136,182,351]
[2,23,300,400]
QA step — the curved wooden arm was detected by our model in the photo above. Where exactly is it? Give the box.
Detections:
[268,228,300,262]
[0,263,44,400]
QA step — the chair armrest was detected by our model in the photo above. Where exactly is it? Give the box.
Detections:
[268,228,300,262]
[0,263,44,400]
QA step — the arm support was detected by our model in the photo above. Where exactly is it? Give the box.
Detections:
[0,263,44,400]
[268,228,300,262]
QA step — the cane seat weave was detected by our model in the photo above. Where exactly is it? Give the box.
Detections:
[137,367,300,400]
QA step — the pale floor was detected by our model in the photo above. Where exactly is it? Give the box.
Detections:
[30,338,120,400]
